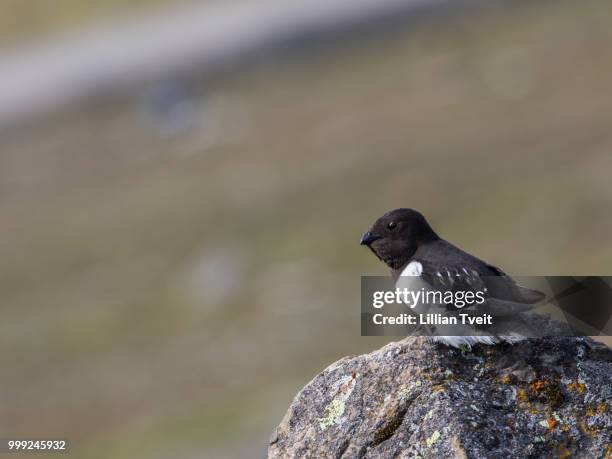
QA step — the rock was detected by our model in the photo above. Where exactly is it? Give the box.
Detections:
[269,337,612,458]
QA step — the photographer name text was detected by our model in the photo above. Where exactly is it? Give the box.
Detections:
[372,312,493,325]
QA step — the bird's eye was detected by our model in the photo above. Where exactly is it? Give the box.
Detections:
[387,221,397,230]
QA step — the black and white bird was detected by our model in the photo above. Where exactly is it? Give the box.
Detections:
[360,208,545,348]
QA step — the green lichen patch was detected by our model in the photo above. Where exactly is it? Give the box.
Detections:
[425,430,441,448]
[319,398,346,431]
[317,373,358,431]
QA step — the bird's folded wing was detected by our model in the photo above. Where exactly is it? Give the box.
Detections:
[417,261,546,316]
[484,263,546,304]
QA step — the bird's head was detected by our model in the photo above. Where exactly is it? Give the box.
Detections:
[360,208,438,270]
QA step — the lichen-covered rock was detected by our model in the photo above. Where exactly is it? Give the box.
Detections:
[269,337,611,458]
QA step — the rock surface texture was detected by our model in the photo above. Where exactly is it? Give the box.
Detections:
[269,337,611,458]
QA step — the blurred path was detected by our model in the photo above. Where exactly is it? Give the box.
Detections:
[0,0,471,126]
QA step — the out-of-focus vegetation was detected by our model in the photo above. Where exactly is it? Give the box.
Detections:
[0,0,183,45]
[1,0,611,457]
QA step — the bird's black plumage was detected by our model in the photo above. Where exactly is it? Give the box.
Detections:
[360,208,544,332]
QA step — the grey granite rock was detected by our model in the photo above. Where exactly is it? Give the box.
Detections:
[269,337,611,458]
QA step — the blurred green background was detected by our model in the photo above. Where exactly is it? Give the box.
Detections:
[1,0,611,457]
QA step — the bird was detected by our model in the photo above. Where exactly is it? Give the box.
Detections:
[360,208,545,348]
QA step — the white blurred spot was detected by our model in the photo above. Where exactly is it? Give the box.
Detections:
[181,247,248,307]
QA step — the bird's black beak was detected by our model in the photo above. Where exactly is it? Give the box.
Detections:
[360,231,381,246]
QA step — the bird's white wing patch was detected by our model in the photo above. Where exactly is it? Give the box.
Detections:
[400,261,423,277]
[430,334,526,348]
[430,335,499,348]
